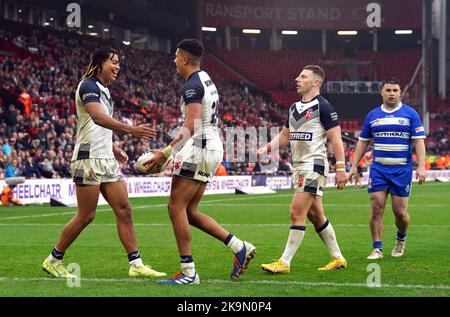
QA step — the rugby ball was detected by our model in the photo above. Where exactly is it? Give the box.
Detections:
[135,151,173,174]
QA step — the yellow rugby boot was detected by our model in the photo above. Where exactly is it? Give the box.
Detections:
[260,259,290,274]
[129,264,167,278]
[42,256,77,278]
[318,257,347,271]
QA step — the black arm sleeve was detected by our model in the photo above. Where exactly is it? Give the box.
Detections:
[79,79,101,105]
[319,98,340,131]
[182,82,204,105]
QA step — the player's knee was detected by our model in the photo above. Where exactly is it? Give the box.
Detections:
[371,202,385,216]
[394,208,409,221]
[307,212,320,226]
[370,202,384,218]
[187,209,199,224]
[167,200,176,214]
[167,200,185,217]
[371,208,384,220]
[290,211,304,224]
[117,204,133,222]
[79,211,96,225]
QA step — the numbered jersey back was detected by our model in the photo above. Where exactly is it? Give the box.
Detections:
[180,70,222,151]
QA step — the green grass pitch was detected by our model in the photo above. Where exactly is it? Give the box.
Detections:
[0,182,449,297]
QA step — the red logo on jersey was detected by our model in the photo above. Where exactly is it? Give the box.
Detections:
[297,176,304,188]
[87,168,95,180]
[174,159,182,170]
[305,109,312,120]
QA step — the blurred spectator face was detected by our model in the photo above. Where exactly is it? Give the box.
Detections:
[48,150,56,160]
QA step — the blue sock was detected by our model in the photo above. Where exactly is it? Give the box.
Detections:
[397,231,407,241]
[373,241,383,252]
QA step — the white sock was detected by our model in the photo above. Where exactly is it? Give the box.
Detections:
[181,262,196,277]
[129,258,144,267]
[48,254,60,263]
[227,236,244,254]
[317,220,343,259]
[280,225,306,266]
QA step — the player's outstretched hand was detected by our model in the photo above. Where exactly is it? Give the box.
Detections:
[113,148,128,164]
[131,124,156,141]
[256,146,267,157]
[416,166,426,185]
[143,150,165,173]
[256,146,270,164]
[346,167,356,184]
[335,170,347,190]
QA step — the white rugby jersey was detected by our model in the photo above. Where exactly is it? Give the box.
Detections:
[285,95,340,176]
[71,77,114,161]
[179,70,222,151]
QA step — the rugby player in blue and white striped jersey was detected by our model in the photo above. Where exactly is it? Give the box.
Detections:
[348,77,426,260]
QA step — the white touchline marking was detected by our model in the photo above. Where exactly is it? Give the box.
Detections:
[0,277,448,290]
[0,204,166,221]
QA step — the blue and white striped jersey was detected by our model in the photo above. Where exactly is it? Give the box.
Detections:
[359,103,425,167]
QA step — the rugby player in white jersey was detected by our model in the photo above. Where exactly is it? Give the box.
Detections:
[42,46,166,278]
[145,39,255,285]
[258,65,348,273]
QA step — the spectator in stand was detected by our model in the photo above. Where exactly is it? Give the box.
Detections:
[278,152,293,174]
[435,154,447,170]
[4,104,17,135]
[23,156,42,178]
[38,158,56,178]
[5,158,21,178]
[2,138,13,157]
[216,163,228,176]
[18,90,31,118]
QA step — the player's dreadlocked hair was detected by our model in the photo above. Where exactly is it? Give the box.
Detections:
[82,46,120,79]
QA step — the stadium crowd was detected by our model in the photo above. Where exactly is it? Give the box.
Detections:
[1,28,449,180]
